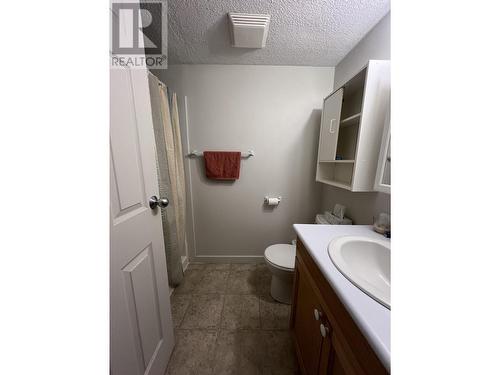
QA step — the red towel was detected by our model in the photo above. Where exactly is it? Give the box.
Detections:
[203,151,241,180]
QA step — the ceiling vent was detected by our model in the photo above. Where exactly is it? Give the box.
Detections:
[228,13,271,48]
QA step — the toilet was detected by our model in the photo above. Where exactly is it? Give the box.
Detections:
[264,217,330,304]
[264,243,296,304]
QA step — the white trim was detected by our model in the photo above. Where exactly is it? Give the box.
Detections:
[374,100,391,194]
[184,96,198,260]
[190,255,265,263]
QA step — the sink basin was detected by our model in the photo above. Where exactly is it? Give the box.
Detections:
[328,236,391,309]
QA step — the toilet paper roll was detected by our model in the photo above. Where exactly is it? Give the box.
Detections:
[266,197,280,206]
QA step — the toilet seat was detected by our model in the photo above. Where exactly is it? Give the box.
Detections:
[264,244,296,271]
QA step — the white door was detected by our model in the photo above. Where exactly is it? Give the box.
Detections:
[110,66,175,375]
[318,88,344,162]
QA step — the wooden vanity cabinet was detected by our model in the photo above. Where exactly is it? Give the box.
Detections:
[290,239,388,375]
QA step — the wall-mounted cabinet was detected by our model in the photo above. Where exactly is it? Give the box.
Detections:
[316,60,390,191]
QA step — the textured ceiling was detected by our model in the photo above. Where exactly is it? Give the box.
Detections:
[167,0,390,66]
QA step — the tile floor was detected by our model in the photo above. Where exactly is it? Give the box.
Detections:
[167,263,298,375]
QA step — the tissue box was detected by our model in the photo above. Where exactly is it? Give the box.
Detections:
[324,211,352,225]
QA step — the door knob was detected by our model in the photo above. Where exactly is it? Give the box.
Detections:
[149,195,169,209]
[320,323,329,338]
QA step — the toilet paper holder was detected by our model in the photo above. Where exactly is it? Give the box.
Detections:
[264,196,282,205]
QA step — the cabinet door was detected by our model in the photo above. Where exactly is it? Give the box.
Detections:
[320,334,349,375]
[318,88,344,162]
[318,321,333,374]
[292,259,324,374]
[320,320,361,375]
[330,352,349,375]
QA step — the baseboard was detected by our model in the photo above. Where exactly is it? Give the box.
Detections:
[190,255,265,263]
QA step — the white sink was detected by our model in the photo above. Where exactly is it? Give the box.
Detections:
[328,236,391,309]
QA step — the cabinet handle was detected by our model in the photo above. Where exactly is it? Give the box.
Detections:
[320,323,329,338]
[314,308,322,321]
[329,119,336,133]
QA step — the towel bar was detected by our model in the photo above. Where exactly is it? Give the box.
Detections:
[187,150,255,158]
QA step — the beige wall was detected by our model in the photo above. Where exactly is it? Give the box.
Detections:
[321,12,391,224]
[161,65,334,260]
[333,13,391,91]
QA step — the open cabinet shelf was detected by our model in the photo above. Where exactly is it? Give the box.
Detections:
[316,179,352,190]
[316,60,391,192]
[316,161,354,189]
[340,112,361,127]
[319,160,355,163]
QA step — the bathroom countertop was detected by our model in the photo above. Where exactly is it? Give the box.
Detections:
[293,224,390,370]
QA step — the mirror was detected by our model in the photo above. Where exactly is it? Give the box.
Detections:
[381,136,390,185]
[374,102,390,193]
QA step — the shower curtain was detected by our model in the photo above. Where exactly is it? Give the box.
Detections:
[148,73,187,286]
